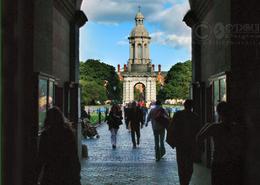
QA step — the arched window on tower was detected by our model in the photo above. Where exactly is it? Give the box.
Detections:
[138,44,142,59]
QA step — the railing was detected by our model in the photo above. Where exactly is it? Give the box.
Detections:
[84,106,110,126]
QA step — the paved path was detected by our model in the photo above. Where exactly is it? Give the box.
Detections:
[81,122,211,185]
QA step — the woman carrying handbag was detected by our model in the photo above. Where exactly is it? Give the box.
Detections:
[107,104,123,149]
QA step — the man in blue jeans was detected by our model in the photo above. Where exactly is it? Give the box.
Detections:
[146,100,168,161]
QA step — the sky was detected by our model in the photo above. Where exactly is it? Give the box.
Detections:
[80,0,191,71]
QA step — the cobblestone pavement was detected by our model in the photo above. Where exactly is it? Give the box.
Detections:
[81,122,210,185]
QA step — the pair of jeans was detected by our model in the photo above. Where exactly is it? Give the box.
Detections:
[153,129,165,159]
[110,128,118,146]
[131,129,140,146]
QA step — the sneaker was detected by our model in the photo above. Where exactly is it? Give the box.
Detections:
[160,148,166,158]
[155,150,161,161]
[112,145,116,149]
[133,145,137,149]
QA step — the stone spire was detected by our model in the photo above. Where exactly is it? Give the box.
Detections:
[135,6,144,26]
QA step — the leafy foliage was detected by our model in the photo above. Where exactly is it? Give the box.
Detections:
[80,59,122,105]
[157,60,192,101]
[80,80,107,105]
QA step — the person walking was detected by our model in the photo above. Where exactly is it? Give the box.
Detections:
[146,100,169,161]
[124,103,131,130]
[197,101,244,185]
[141,104,148,124]
[36,107,81,185]
[128,101,144,148]
[170,99,200,185]
[107,104,123,149]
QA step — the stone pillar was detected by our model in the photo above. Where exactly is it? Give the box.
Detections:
[147,42,150,59]
[125,80,128,103]
[148,80,151,103]
[134,43,138,62]
[130,81,134,101]
[142,42,145,64]
[123,80,126,104]
[133,43,136,61]
[125,79,131,103]
[70,10,87,160]
[145,43,148,59]
[117,64,120,73]
[129,44,132,59]
[151,79,157,102]
[145,81,149,103]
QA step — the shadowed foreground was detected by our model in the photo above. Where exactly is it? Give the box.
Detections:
[81,123,210,185]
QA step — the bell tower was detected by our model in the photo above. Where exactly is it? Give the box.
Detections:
[128,7,152,72]
[121,7,157,105]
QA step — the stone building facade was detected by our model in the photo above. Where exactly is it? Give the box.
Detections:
[2,0,87,184]
[120,9,157,105]
[184,0,260,184]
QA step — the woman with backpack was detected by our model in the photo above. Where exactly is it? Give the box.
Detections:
[107,104,123,149]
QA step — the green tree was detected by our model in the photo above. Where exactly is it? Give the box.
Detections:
[80,59,122,104]
[158,60,192,101]
[80,80,107,105]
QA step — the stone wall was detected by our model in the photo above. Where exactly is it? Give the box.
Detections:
[199,0,231,85]
[53,7,70,84]
[34,0,53,74]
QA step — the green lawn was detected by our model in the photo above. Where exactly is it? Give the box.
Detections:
[89,112,106,126]
[84,105,110,126]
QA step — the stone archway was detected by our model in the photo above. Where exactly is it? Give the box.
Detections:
[123,75,156,105]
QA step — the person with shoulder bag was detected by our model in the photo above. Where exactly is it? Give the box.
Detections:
[107,104,123,149]
[146,100,169,161]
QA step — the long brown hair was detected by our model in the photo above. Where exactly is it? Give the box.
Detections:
[44,106,65,128]
[110,104,121,113]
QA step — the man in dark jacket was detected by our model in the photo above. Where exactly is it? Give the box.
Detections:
[124,103,131,129]
[128,101,144,148]
[171,99,200,185]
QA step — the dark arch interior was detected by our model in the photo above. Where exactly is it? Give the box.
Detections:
[134,83,145,102]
